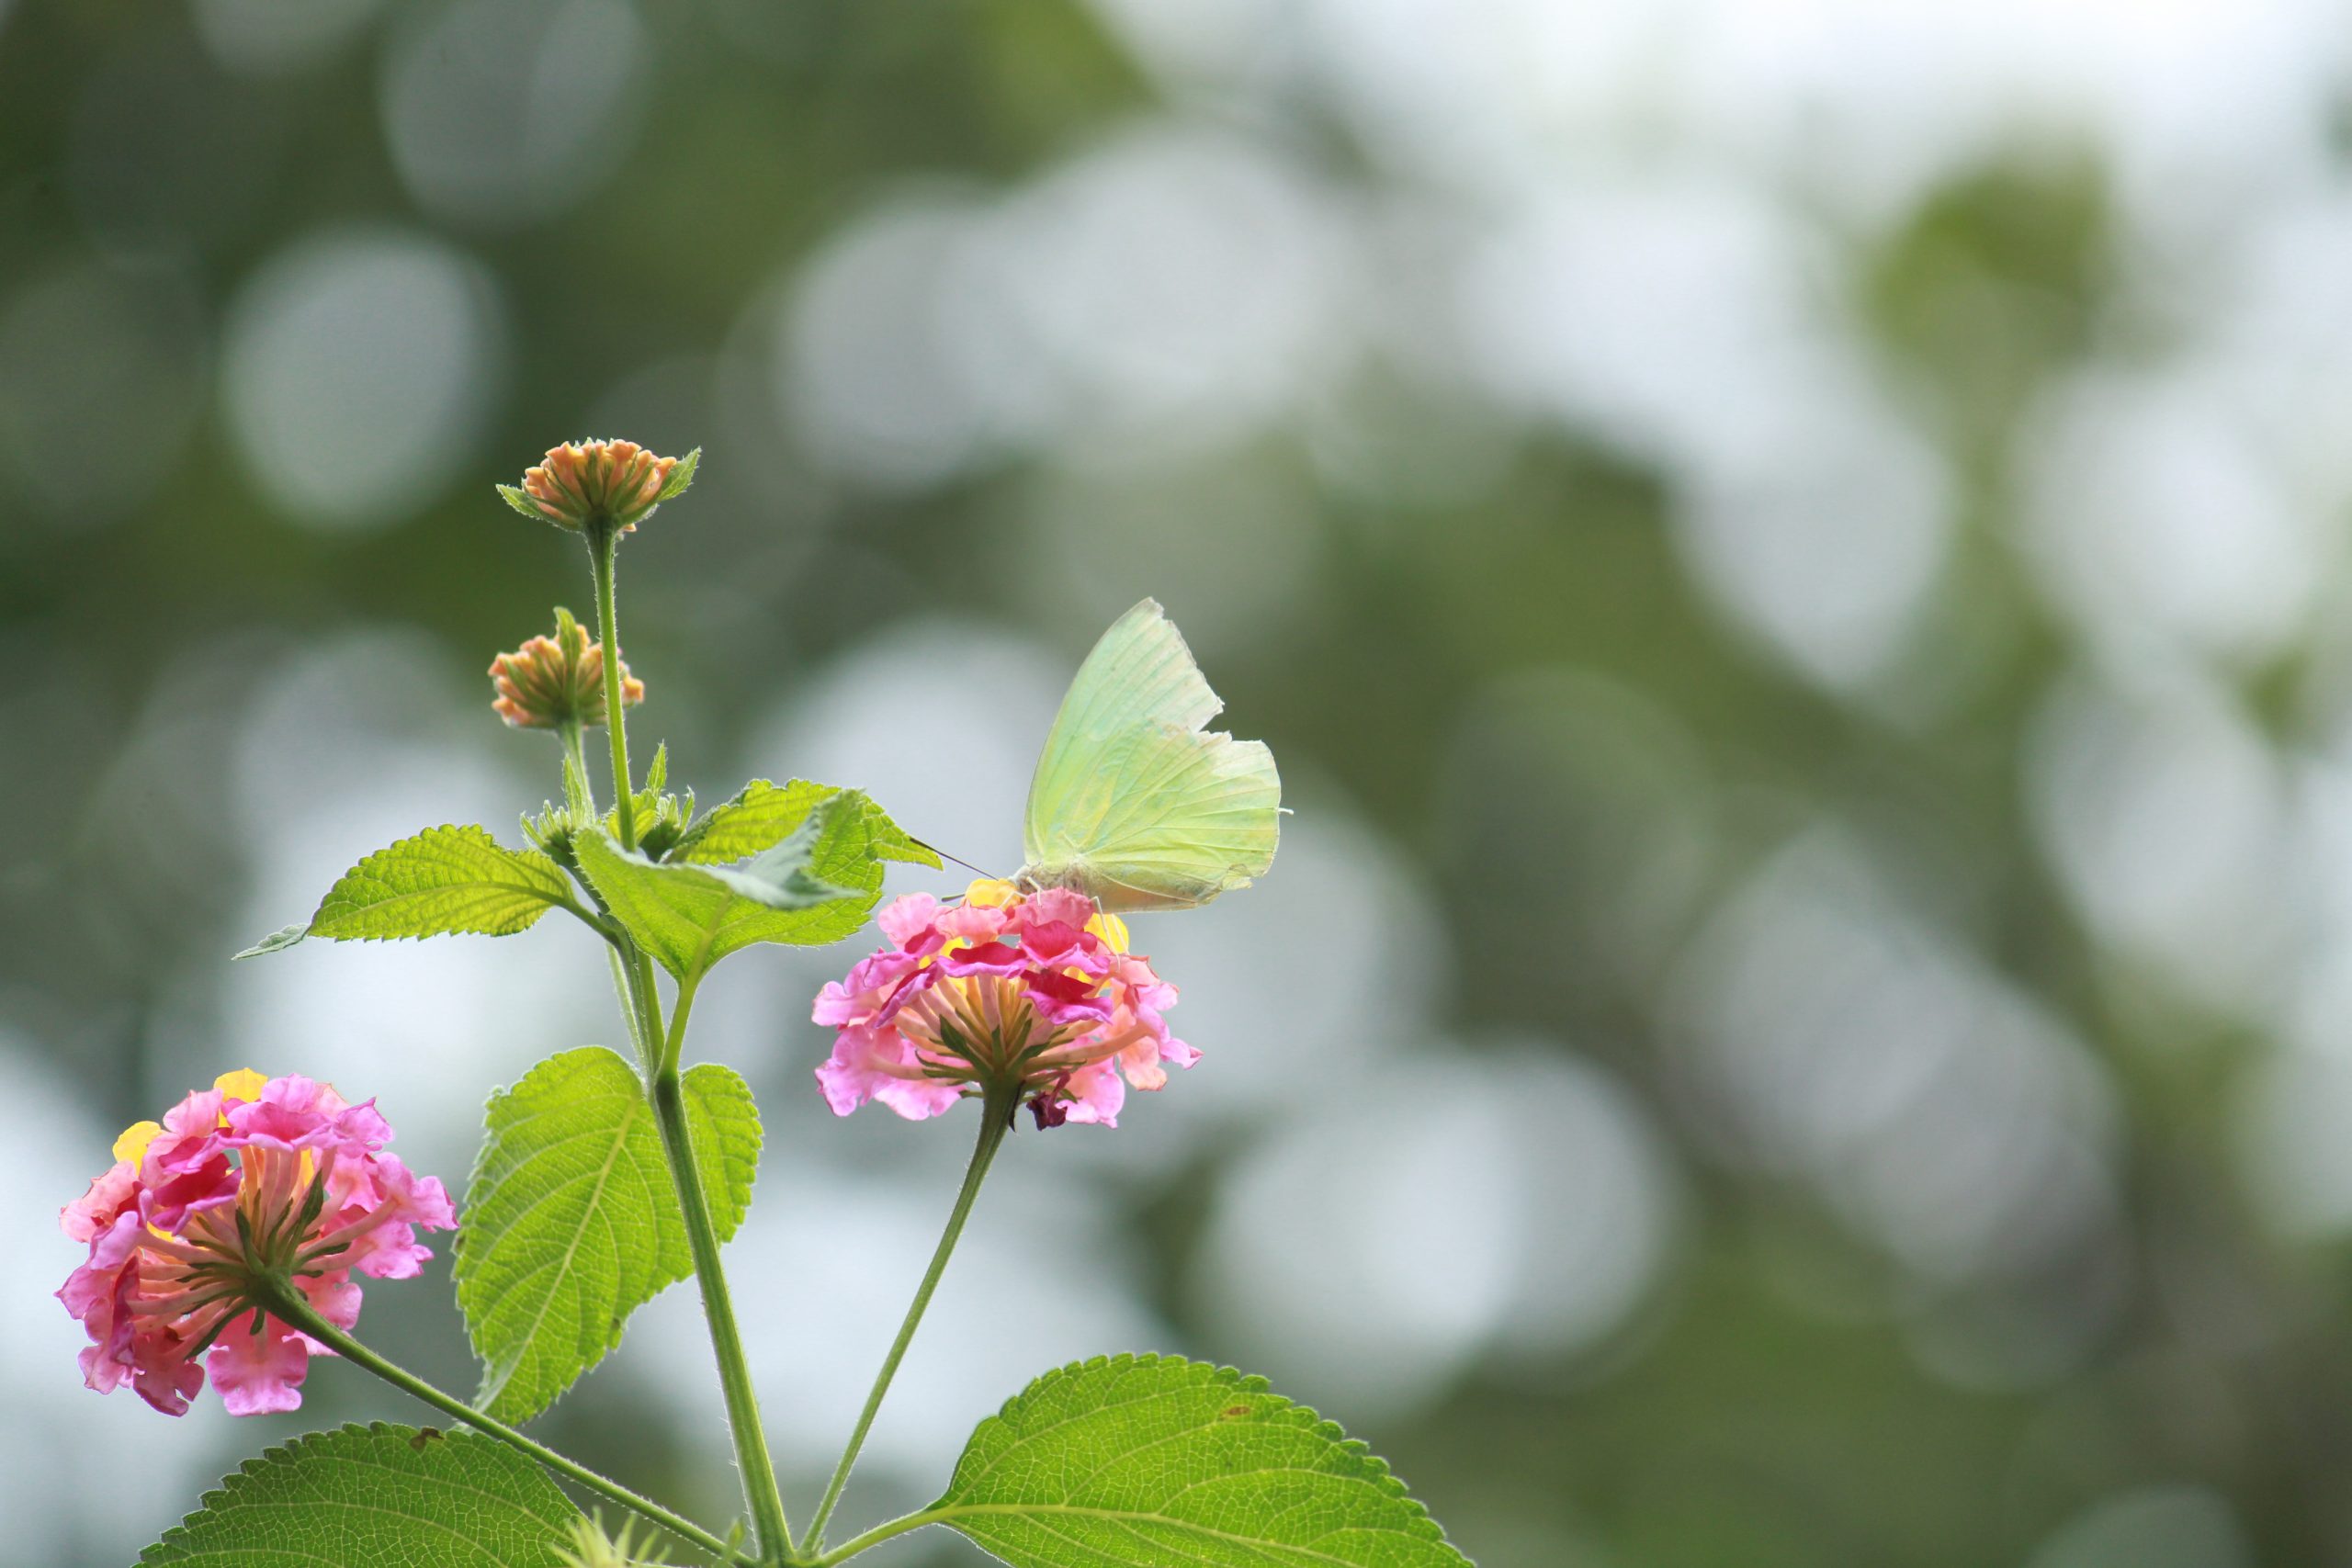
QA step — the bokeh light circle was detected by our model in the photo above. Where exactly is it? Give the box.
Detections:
[379,0,650,228]
[220,229,506,532]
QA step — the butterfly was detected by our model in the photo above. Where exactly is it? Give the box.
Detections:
[1011,598,1281,913]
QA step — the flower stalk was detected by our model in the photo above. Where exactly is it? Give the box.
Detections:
[799,1084,1017,1553]
[588,525,639,852]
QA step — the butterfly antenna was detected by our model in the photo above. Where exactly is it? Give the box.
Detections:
[910,837,1001,882]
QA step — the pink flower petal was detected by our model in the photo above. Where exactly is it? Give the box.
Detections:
[876,893,942,948]
[208,1314,311,1416]
[1055,1060,1126,1127]
[62,1162,137,1244]
[1020,889,1097,933]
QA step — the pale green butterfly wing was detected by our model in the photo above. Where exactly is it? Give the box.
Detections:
[1020,599,1281,912]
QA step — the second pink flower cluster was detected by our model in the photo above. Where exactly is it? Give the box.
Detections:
[815,880,1194,1127]
[61,1072,453,1417]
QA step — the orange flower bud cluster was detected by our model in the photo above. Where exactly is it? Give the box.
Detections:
[498,439,695,534]
[490,607,643,729]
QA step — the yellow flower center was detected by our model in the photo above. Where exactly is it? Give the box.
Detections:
[110,1068,272,1170]
[959,876,1126,951]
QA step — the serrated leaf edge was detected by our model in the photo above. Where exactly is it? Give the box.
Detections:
[658,447,700,501]
[244,824,574,955]
[682,1061,763,1226]
[572,822,872,978]
[452,1053,765,1424]
[313,824,571,937]
[944,1351,1446,1535]
[141,1421,571,1564]
[455,1048,656,1421]
[672,778,940,870]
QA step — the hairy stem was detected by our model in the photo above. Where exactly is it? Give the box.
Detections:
[558,718,595,820]
[808,1506,960,1566]
[579,527,791,1561]
[635,950,670,1070]
[560,718,655,1067]
[800,1089,1016,1551]
[598,948,650,1067]
[645,969,794,1562]
[257,1282,745,1564]
[587,526,637,852]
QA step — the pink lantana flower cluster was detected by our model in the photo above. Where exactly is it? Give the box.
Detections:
[59,1070,454,1416]
[814,879,1195,1127]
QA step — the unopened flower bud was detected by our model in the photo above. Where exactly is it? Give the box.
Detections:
[555,1514,669,1568]
[497,438,697,535]
[490,607,644,730]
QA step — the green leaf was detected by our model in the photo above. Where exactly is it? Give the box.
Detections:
[456,1047,761,1424]
[658,446,701,502]
[237,921,309,957]
[672,778,940,871]
[571,800,872,979]
[235,825,576,957]
[927,1353,1471,1568]
[496,482,548,521]
[139,1422,578,1567]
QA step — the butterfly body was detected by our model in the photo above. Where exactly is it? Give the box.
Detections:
[1015,599,1281,914]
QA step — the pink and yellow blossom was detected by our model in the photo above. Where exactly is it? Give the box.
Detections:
[58,1069,454,1416]
[813,879,1195,1127]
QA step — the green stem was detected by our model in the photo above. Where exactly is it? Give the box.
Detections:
[587,525,637,852]
[800,1089,1017,1553]
[257,1282,745,1565]
[605,934,665,1079]
[645,969,794,1562]
[576,529,788,1560]
[559,716,654,1066]
[636,950,671,1070]
[558,719,595,820]
[808,1506,959,1567]
[606,947,655,1068]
